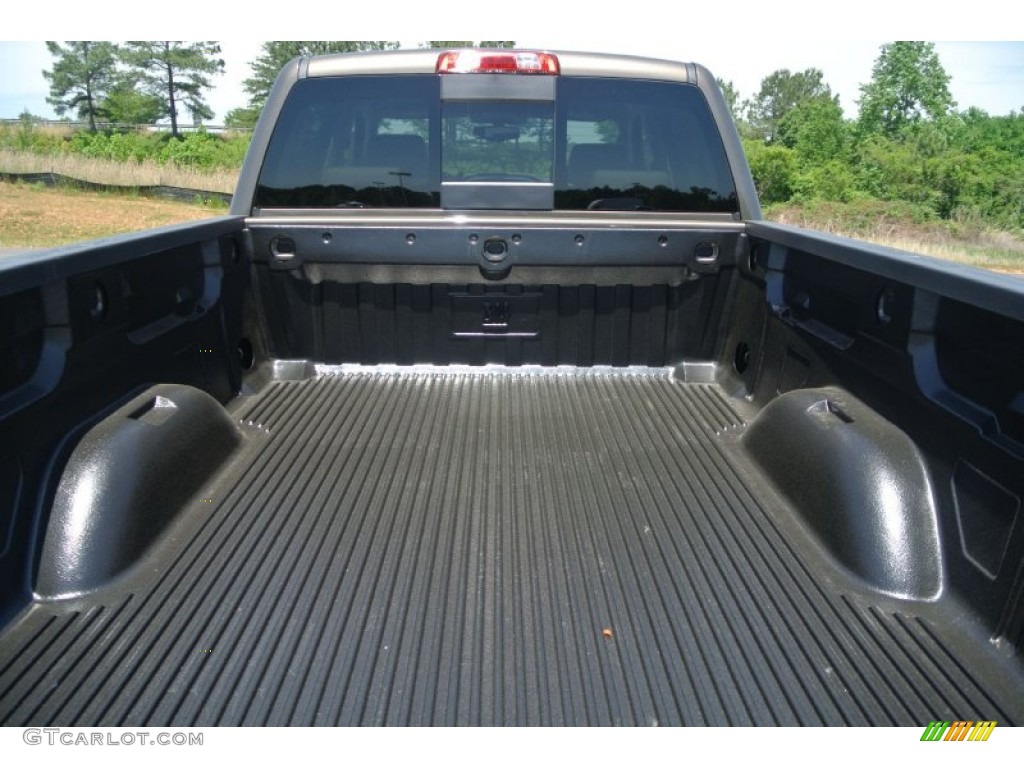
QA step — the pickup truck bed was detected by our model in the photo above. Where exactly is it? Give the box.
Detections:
[2,367,1020,726]
[2,49,1022,729]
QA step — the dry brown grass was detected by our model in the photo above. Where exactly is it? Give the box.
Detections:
[768,203,1024,276]
[0,181,221,248]
[4,179,1022,280]
[0,149,239,194]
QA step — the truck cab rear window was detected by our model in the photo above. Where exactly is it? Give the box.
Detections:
[254,75,737,213]
[442,101,554,183]
[255,76,439,209]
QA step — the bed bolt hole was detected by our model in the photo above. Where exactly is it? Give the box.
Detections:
[322,232,333,244]
[405,233,416,245]
[511,234,522,244]
[876,288,895,326]
[90,283,107,320]
[238,338,255,370]
[574,235,585,246]
[658,236,669,247]
[469,234,479,244]
[734,342,751,374]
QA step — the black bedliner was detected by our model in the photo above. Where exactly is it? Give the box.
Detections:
[0,370,1020,726]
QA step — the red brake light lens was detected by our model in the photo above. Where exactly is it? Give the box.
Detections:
[436,50,560,75]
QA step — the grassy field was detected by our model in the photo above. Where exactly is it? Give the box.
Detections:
[2,181,1022,280]
[0,149,239,194]
[0,181,224,248]
[767,201,1024,274]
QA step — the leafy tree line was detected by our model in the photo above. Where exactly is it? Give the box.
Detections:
[44,41,224,136]
[223,41,401,130]
[0,116,249,171]
[26,41,1022,231]
[224,40,516,129]
[41,40,518,133]
[718,42,1024,231]
[13,41,520,174]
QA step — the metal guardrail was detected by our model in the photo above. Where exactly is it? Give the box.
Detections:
[0,171,232,205]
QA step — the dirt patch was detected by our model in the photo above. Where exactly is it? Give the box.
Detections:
[0,181,222,248]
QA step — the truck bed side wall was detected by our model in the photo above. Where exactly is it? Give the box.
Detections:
[730,221,1024,650]
[0,217,247,623]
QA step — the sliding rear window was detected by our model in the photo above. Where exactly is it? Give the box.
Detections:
[556,78,737,212]
[255,76,440,209]
[254,74,737,212]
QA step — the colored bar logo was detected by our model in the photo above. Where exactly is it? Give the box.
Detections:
[920,721,997,741]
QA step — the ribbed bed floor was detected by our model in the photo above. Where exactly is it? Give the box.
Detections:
[0,369,1020,726]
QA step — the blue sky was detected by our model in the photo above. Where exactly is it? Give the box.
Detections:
[1,5,1021,123]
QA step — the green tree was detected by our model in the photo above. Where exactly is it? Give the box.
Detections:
[233,41,400,130]
[857,41,955,138]
[791,160,859,203]
[122,41,225,137]
[776,96,856,202]
[853,133,944,210]
[778,95,848,164]
[743,139,798,204]
[224,106,263,132]
[425,41,474,48]
[716,78,741,121]
[42,41,119,132]
[933,109,1024,227]
[424,41,517,48]
[746,68,835,142]
[18,108,43,126]
[100,76,164,126]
